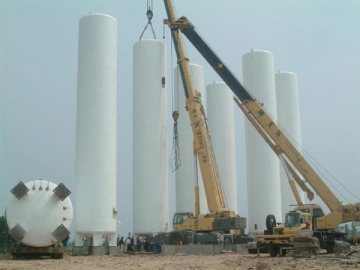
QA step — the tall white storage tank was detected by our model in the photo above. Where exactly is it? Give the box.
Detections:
[133,39,169,235]
[242,50,282,234]
[74,14,117,255]
[174,64,207,214]
[275,71,304,217]
[206,82,237,213]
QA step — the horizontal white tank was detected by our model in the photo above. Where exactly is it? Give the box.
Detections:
[6,180,73,247]
[206,82,237,213]
[242,50,282,233]
[174,64,207,214]
[74,14,117,246]
[275,71,304,216]
[133,39,169,234]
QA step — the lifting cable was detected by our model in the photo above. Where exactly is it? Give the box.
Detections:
[170,111,181,172]
[169,28,181,172]
[139,0,156,40]
[261,104,360,203]
[170,35,201,173]
[161,22,166,88]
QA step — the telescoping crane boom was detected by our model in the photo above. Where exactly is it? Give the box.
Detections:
[164,0,225,215]
[163,0,360,253]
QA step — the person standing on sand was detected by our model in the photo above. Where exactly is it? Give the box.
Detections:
[126,237,133,252]
[136,237,141,251]
[118,236,124,253]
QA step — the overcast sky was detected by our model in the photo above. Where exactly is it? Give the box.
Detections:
[1,0,360,238]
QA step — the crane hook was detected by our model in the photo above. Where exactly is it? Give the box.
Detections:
[172,111,179,126]
[146,8,153,21]
[139,1,156,40]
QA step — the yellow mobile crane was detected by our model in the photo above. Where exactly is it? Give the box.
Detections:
[163,0,360,254]
[160,0,250,245]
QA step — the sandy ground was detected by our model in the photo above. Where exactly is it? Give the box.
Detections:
[0,252,360,270]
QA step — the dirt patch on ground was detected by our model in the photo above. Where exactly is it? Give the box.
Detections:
[0,254,12,261]
[0,252,359,269]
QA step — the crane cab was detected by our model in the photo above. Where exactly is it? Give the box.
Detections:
[294,205,325,230]
[172,212,194,230]
[270,211,311,235]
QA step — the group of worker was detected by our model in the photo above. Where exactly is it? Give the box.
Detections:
[118,236,142,252]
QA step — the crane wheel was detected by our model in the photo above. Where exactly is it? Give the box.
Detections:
[279,249,287,256]
[169,231,185,245]
[224,237,232,245]
[334,242,342,256]
[266,215,276,231]
[313,238,320,255]
[268,244,278,257]
[326,246,334,254]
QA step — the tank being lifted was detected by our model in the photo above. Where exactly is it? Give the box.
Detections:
[6,180,73,259]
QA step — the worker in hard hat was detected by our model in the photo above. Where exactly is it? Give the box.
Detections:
[301,220,312,230]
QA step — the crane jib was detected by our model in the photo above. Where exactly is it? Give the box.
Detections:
[182,28,254,102]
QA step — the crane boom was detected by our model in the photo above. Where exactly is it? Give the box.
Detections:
[163,0,225,214]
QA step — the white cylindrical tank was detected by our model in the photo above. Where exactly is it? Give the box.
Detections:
[174,64,207,214]
[133,39,169,235]
[6,180,73,247]
[242,50,282,233]
[74,14,117,247]
[206,82,237,213]
[275,71,304,216]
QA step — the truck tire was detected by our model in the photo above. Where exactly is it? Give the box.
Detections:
[224,237,232,245]
[334,242,341,256]
[266,215,276,231]
[169,231,185,245]
[313,238,320,255]
[268,245,278,257]
[279,249,287,256]
[54,253,62,259]
[326,245,334,254]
